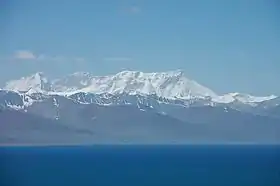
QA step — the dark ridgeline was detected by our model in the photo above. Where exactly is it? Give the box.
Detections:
[0,89,280,145]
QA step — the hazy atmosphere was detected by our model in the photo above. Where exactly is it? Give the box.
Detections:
[1,0,280,145]
[1,0,279,95]
[1,1,280,186]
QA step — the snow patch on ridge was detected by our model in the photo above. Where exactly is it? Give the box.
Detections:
[4,72,52,93]
[214,93,277,104]
[2,70,277,104]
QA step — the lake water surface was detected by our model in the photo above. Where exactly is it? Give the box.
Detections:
[1,145,280,186]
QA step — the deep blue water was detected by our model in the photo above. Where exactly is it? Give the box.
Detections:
[0,145,280,186]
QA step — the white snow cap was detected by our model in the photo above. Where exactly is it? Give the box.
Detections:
[3,70,277,103]
[4,72,52,93]
[78,69,218,98]
[214,93,277,104]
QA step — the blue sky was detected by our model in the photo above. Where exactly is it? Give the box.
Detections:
[0,0,279,95]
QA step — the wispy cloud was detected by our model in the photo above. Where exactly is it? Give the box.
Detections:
[14,50,37,59]
[103,57,132,62]
[10,50,86,63]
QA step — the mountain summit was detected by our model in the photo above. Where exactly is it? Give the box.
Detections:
[4,72,52,93]
[79,70,218,98]
[1,70,279,145]
[3,70,276,103]
[4,70,217,98]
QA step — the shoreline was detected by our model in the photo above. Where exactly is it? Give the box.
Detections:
[1,142,280,147]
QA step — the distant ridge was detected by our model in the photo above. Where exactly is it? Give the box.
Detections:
[3,70,277,104]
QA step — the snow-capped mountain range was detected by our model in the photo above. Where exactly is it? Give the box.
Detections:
[3,70,277,104]
[1,70,280,144]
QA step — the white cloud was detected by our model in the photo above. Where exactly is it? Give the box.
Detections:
[14,50,37,59]
[10,50,86,63]
[103,57,132,62]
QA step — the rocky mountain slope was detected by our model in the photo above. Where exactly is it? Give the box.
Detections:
[1,70,279,144]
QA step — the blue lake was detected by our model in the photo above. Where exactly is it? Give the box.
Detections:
[0,145,280,186]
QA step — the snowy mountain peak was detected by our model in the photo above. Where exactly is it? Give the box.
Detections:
[229,93,277,103]
[214,92,277,104]
[31,71,44,78]
[71,71,92,77]
[51,71,95,92]
[162,69,184,77]
[4,72,51,93]
[4,70,217,98]
[2,70,277,104]
[78,70,217,98]
[114,69,185,78]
